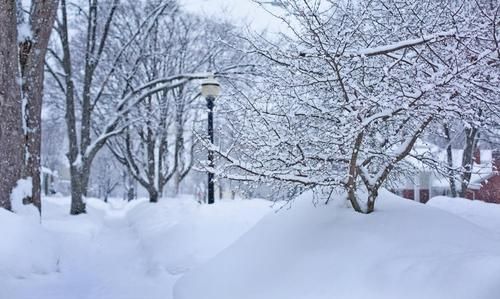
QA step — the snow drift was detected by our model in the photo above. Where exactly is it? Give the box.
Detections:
[174,190,500,299]
[127,197,272,274]
[1,196,272,299]
[0,208,59,279]
[428,196,500,234]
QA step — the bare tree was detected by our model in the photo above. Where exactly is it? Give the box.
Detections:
[0,0,58,212]
[46,0,181,213]
[106,10,250,202]
[91,149,121,202]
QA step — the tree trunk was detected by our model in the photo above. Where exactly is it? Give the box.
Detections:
[148,188,159,203]
[43,173,49,196]
[16,0,59,213]
[346,132,364,213]
[69,168,88,215]
[443,124,458,197]
[219,180,223,200]
[366,189,378,214]
[174,172,181,196]
[459,127,479,198]
[0,0,24,211]
[127,187,135,202]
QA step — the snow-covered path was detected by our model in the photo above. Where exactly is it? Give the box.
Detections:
[2,197,272,299]
[3,200,178,299]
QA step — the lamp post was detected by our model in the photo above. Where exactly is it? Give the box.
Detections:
[201,75,220,204]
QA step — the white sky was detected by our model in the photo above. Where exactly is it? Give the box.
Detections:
[180,0,288,32]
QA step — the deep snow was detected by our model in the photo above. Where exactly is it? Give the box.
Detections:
[174,191,500,299]
[428,196,500,234]
[1,196,272,299]
[2,192,500,299]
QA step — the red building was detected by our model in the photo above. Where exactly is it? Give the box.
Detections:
[396,148,500,204]
[465,159,500,203]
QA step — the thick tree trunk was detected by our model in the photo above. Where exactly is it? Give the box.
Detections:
[18,0,59,213]
[0,0,23,211]
[69,167,89,215]
[148,188,159,203]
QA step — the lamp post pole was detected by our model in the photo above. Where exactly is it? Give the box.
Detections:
[201,75,220,205]
[206,95,215,204]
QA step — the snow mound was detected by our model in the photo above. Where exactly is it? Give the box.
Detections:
[0,208,59,279]
[127,197,272,274]
[41,197,106,237]
[174,190,500,299]
[428,196,500,234]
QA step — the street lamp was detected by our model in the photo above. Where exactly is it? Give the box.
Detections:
[201,75,220,204]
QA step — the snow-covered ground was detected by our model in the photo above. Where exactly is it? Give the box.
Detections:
[2,192,500,299]
[428,196,500,234]
[174,191,500,299]
[1,196,272,299]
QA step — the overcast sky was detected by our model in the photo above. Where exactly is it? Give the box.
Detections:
[180,0,288,32]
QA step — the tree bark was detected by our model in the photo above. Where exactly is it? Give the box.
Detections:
[18,0,59,213]
[0,0,24,211]
[443,124,458,197]
[69,168,89,214]
[459,126,479,198]
[148,188,159,203]
[346,132,364,213]
[43,173,49,196]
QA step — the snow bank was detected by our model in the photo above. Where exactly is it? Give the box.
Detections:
[428,196,500,234]
[0,208,59,278]
[1,196,109,281]
[127,196,272,274]
[174,190,500,299]
[42,196,106,237]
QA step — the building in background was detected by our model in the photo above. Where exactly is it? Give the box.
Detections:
[394,145,500,204]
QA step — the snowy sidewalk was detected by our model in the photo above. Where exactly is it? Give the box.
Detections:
[1,197,272,299]
[3,200,177,299]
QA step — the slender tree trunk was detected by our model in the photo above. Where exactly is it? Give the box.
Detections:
[346,132,364,213]
[60,0,87,215]
[43,173,49,196]
[459,127,479,198]
[127,187,135,201]
[0,0,23,211]
[174,172,181,196]
[366,189,378,214]
[219,180,223,200]
[443,124,458,197]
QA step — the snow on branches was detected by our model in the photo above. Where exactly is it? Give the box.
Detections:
[215,0,500,213]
